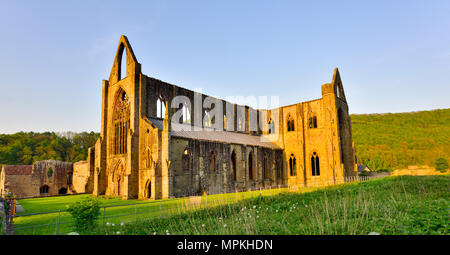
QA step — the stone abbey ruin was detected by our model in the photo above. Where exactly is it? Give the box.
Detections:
[0,35,357,200]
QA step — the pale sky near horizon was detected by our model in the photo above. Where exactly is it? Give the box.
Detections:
[0,0,449,134]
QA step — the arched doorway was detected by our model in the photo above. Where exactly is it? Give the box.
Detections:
[146,180,152,199]
[58,187,67,195]
[112,161,125,197]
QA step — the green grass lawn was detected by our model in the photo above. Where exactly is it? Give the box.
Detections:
[13,187,285,235]
[12,175,449,235]
[92,175,449,235]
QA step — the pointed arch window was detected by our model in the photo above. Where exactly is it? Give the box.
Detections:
[263,154,269,179]
[289,154,297,176]
[248,152,254,180]
[182,104,191,123]
[204,110,212,127]
[119,44,127,80]
[287,114,295,132]
[183,148,190,171]
[112,90,130,155]
[268,118,275,134]
[156,94,166,118]
[309,116,318,129]
[209,150,217,172]
[311,152,320,176]
[231,150,237,181]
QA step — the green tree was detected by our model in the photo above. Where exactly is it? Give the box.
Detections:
[67,197,101,233]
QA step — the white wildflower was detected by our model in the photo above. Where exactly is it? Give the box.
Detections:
[120,222,125,226]
[106,222,111,226]
[368,232,380,235]
[116,231,120,235]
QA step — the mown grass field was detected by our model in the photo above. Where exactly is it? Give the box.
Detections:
[92,175,449,235]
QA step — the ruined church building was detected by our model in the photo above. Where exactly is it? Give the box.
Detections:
[88,35,357,200]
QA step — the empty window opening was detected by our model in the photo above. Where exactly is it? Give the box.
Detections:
[311,152,320,176]
[287,114,295,132]
[146,181,151,199]
[183,148,190,171]
[47,168,53,178]
[204,110,212,127]
[231,151,237,181]
[40,185,49,194]
[289,154,297,176]
[119,45,127,80]
[276,158,282,178]
[309,116,318,129]
[156,95,166,118]
[268,118,275,134]
[58,187,67,195]
[263,155,269,179]
[338,108,345,163]
[249,152,254,180]
[182,104,191,123]
[209,150,217,172]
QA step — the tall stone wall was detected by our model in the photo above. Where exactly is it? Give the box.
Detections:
[72,161,90,193]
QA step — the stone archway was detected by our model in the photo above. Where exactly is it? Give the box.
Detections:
[112,161,125,197]
[145,180,152,199]
[58,187,67,194]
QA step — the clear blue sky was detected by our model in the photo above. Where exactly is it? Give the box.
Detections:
[1,0,449,133]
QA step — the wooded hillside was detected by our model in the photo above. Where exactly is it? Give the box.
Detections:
[351,108,450,170]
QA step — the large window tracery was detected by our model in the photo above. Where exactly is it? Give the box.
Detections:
[112,90,130,155]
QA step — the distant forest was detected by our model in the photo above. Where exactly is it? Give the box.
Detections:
[0,109,449,170]
[352,108,450,170]
[0,132,99,165]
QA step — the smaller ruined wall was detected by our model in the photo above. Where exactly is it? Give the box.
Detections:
[4,175,34,198]
[73,161,91,193]
[31,160,73,197]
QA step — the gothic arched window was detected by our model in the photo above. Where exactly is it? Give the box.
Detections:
[183,148,190,171]
[289,154,297,176]
[112,90,130,155]
[182,104,191,123]
[287,114,295,132]
[209,150,217,172]
[231,150,237,181]
[156,94,166,118]
[268,118,275,134]
[311,152,320,176]
[309,116,318,129]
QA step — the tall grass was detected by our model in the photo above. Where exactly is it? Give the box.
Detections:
[91,175,449,235]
